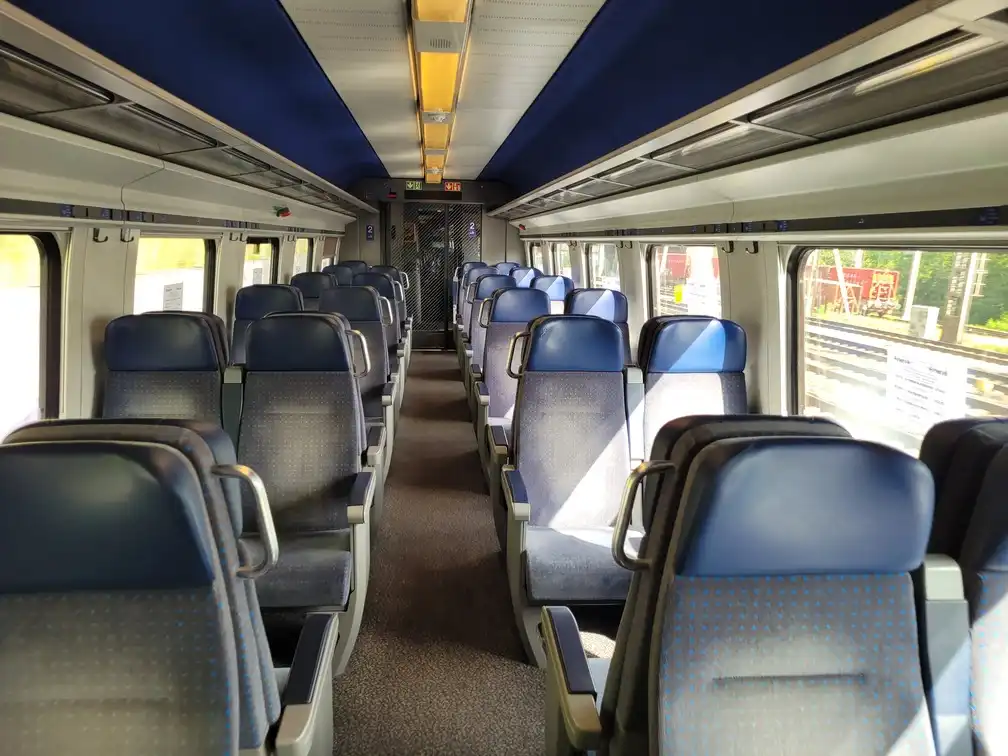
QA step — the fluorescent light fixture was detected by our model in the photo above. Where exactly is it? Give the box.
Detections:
[853,35,1001,95]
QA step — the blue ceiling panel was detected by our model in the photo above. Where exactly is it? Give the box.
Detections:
[477,0,918,195]
[9,0,388,188]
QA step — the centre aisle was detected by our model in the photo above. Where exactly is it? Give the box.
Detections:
[330,351,545,755]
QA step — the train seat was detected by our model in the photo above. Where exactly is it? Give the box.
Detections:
[240,313,377,676]
[320,286,396,469]
[634,315,748,461]
[158,310,230,365]
[473,288,551,542]
[565,288,632,365]
[494,261,520,276]
[502,315,635,666]
[353,271,408,408]
[290,271,337,311]
[510,265,542,288]
[543,436,938,755]
[338,260,369,274]
[532,274,574,314]
[5,418,285,744]
[370,264,411,330]
[463,273,516,403]
[231,284,304,365]
[322,263,354,286]
[456,264,492,366]
[102,312,223,423]
[453,261,489,326]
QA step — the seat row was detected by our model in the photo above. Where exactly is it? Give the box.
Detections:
[541,413,1007,755]
[97,307,387,678]
[0,423,338,755]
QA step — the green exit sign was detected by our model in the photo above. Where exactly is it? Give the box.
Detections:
[405,180,424,191]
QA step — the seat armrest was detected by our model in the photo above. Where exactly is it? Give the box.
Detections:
[382,382,396,406]
[503,467,530,522]
[346,469,376,525]
[397,344,406,359]
[275,612,339,756]
[364,425,386,469]
[475,381,489,405]
[541,606,602,752]
[469,364,483,384]
[489,423,510,456]
[389,354,400,376]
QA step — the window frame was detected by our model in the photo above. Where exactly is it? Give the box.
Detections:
[586,242,621,290]
[0,232,61,421]
[245,236,280,284]
[553,241,573,279]
[294,237,314,276]
[133,235,215,315]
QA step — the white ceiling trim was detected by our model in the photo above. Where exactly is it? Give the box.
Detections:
[280,0,422,178]
[447,0,606,179]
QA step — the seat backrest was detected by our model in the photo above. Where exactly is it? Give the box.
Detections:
[4,418,280,745]
[290,271,337,311]
[651,436,936,754]
[352,271,401,348]
[455,261,488,316]
[339,260,369,274]
[513,315,629,528]
[232,285,304,364]
[639,315,747,455]
[510,266,541,288]
[0,439,238,755]
[459,263,491,330]
[565,288,632,363]
[603,415,851,748]
[319,286,391,420]
[532,274,574,314]
[494,261,520,276]
[159,311,229,365]
[322,264,354,286]
[370,265,407,323]
[957,446,1008,755]
[102,312,223,423]
[482,289,550,422]
[241,313,364,534]
[468,274,517,367]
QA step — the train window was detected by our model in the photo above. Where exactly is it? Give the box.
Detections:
[554,242,572,278]
[133,237,211,313]
[321,257,333,269]
[796,248,1008,454]
[294,238,313,275]
[530,243,545,271]
[0,234,52,436]
[649,244,722,317]
[587,243,621,290]
[244,239,277,285]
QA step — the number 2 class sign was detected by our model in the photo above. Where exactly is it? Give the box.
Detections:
[366,224,374,241]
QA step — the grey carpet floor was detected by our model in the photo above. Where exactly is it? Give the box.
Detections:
[331,351,546,755]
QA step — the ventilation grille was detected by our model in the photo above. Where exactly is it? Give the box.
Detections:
[0,41,365,217]
[496,27,1008,220]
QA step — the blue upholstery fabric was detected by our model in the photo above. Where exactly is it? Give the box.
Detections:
[523,315,624,372]
[353,272,401,348]
[524,526,641,604]
[533,275,574,302]
[324,264,354,286]
[510,266,541,288]
[105,313,220,372]
[370,265,404,285]
[645,315,746,373]
[494,261,520,275]
[0,440,238,755]
[678,437,934,576]
[158,311,229,366]
[474,273,516,300]
[456,262,489,312]
[469,275,517,351]
[232,285,304,364]
[490,288,551,323]
[339,260,369,274]
[459,264,492,328]
[291,272,337,310]
[245,313,352,372]
[369,266,408,323]
[565,288,629,322]
[319,286,383,322]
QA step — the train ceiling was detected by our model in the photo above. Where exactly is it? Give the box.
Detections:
[8,0,920,197]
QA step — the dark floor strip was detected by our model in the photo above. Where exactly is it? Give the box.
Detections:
[331,351,545,755]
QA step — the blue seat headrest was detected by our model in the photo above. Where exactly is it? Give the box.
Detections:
[524,315,625,372]
[322,265,354,286]
[370,265,403,284]
[679,437,933,577]
[462,264,491,288]
[490,288,551,323]
[510,267,541,287]
[246,313,352,372]
[105,313,220,372]
[565,288,628,322]
[647,316,746,373]
[532,275,574,301]
[291,272,338,298]
[319,286,382,322]
[352,272,395,299]
[474,274,516,299]
[0,440,216,592]
[960,448,1008,571]
[234,284,305,320]
[339,260,369,274]
[494,262,520,275]
[459,261,489,278]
